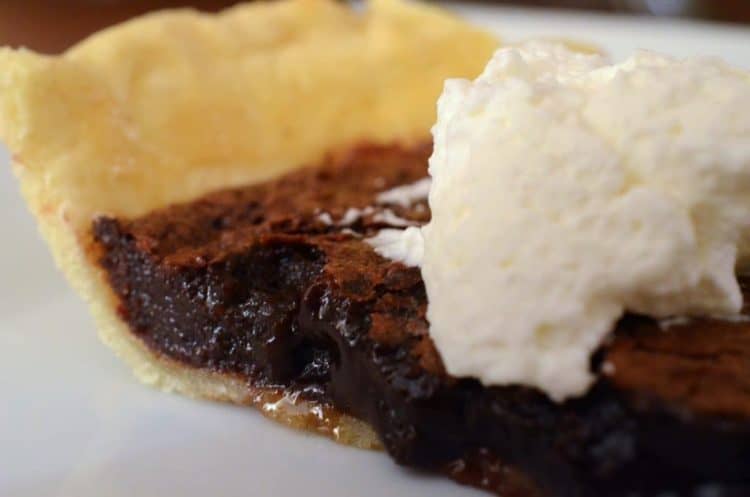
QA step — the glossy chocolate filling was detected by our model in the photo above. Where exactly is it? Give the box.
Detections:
[93,143,750,497]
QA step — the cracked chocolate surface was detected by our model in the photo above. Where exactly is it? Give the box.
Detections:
[93,143,750,497]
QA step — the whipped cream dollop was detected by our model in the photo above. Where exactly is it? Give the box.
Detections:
[374,42,750,401]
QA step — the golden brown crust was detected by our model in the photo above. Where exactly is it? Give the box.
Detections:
[0,0,497,447]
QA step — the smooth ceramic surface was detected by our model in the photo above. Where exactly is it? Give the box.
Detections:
[2,5,749,497]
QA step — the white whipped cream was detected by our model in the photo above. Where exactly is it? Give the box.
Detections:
[379,42,750,401]
[340,206,374,226]
[317,206,375,227]
[316,212,334,226]
[367,227,424,267]
[376,177,432,207]
[373,209,419,227]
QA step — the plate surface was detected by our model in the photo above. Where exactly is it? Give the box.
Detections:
[2,4,749,497]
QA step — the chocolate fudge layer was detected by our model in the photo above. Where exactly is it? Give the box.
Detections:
[92,143,750,497]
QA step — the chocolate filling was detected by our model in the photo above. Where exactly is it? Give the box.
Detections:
[93,143,750,497]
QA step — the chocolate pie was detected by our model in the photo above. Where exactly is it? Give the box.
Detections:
[92,141,750,497]
[2,1,749,496]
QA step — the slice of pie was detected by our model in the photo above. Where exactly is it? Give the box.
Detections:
[3,1,750,497]
[92,141,750,497]
[0,0,495,419]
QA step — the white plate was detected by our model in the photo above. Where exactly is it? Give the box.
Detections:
[2,5,749,497]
